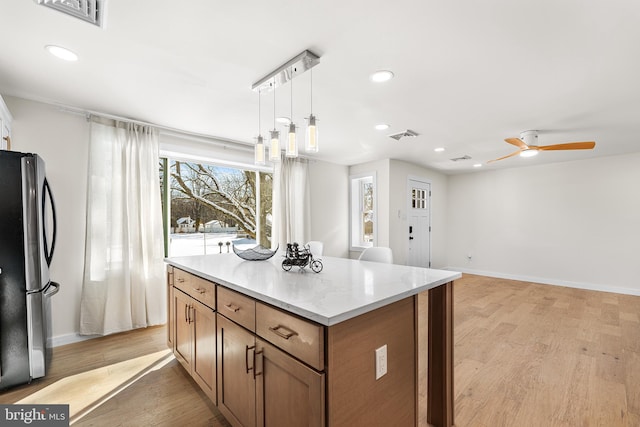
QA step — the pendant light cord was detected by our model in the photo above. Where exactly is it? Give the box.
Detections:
[310,68,313,115]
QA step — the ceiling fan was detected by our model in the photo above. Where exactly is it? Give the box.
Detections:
[487,130,596,163]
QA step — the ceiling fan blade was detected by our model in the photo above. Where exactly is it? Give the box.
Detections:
[505,137,528,149]
[537,141,596,151]
[487,150,521,163]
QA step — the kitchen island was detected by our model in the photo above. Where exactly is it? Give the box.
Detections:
[165,253,460,427]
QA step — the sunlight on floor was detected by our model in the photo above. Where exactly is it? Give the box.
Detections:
[16,349,174,425]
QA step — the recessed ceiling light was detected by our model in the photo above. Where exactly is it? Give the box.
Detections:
[473,163,482,168]
[375,124,390,131]
[45,45,78,62]
[275,117,291,125]
[370,70,394,83]
[434,147,445,152]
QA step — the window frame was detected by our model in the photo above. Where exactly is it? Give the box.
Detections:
[160,154,273,257]
[349,172,377,251]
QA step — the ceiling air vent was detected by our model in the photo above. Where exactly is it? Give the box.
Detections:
[450,155,472,162]
[388,129,419,141]
[36,0,104,27]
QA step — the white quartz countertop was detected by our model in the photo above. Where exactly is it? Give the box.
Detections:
[165,253,461,326]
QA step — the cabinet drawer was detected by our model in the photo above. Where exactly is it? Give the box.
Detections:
[256,302,324,371]
[217,286,256,332]
[174,269,215,309]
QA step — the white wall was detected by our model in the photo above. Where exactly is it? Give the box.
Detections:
[308,160,350,258]
[5,96,90,344]
[389,160,448,267]
[446,154,640,295]
[4,96,352,344]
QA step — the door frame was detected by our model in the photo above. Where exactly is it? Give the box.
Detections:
[407,176,432,268]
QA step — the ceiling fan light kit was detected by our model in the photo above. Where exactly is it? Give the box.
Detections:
[487,130,596,164]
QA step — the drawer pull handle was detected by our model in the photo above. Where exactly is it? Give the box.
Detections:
[246,345,255,374]
[193,287,206,294]
[177,278,185,283]
[269,325,298,340]
[225,303,240,313]
[254,349,263,379]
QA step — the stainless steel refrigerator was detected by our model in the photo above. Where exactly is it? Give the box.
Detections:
[0,150,59,390]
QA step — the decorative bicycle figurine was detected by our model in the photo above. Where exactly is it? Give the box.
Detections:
[282,242,323,273]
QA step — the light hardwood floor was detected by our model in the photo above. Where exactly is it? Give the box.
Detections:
[1,274,638,426]
[454,274,640,427]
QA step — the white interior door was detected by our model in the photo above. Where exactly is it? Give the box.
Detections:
[407,179,431,267]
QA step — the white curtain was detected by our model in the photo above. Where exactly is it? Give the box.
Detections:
[80,118,166,336]
[272,155,311,248]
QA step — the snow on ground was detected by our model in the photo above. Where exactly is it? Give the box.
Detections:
[169,232,239,257]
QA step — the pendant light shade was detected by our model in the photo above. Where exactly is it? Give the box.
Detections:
[269,129,280,162]
[286,123,298,157]
[255,135,265,165]
[305,114,318,152]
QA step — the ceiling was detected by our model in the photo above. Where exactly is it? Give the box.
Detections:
[2,0,640,174]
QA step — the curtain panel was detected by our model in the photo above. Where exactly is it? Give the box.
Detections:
[80,119,166,336]
[273,155,311,248]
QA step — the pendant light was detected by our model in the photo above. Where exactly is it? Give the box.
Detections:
[269,78,280,162]
[286,66,298,158]
[254,90,265,165]
[252,51,321,160]
[305,68,318,153]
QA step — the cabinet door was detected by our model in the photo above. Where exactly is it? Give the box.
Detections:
[174,290,192,371]
[256,338,325,427]
[217,314,256,427]
[192,298,216,403]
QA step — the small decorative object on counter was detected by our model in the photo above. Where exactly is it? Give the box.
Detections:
[233,243,279,261]
[282,242,323,273]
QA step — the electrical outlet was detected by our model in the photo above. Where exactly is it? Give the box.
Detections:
[375,345,387,380]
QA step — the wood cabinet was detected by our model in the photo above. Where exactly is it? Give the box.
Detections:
[256,338,325,427]
[216,287,325,427]
[216,313,256,427]
[170,268,216,403]
[167,266,174,349]
[167,264,455,427]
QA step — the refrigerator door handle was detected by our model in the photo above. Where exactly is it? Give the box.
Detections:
[27,281,60,297]
[42,178,57,267]
[43,281,60,298]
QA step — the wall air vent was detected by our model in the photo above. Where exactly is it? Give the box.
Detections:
[36,0,104,27]
[388,129,419,141]
[450,155,472,162]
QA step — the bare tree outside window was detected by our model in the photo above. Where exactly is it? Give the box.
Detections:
[160,159,272,256]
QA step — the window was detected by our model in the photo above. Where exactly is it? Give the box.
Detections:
[350,173,376,250]
[159,158,273,257]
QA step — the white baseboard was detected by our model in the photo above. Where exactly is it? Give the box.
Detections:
[49,332,99,348]
[444,266,640,297]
